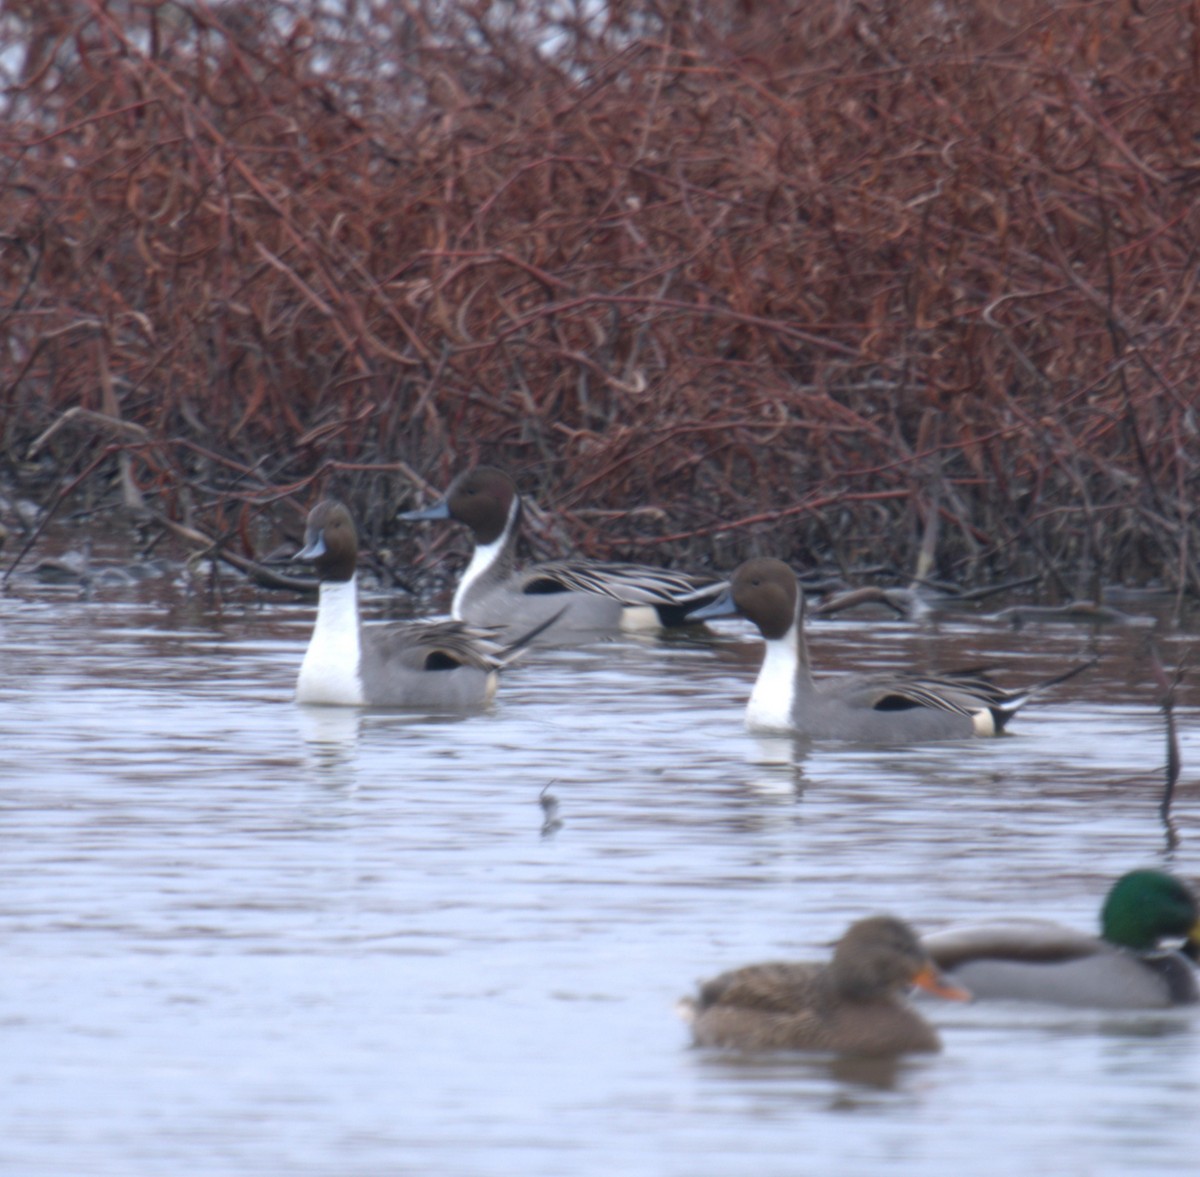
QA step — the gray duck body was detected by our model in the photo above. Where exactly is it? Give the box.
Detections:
[401,466,723,636]
[294,499,536,708]
[923,870,1200,1009]
[692,558,1089,743]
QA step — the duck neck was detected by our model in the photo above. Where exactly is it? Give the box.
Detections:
[297,575,364,705]
[794,588,813,678]
[452,494,521,619]
[746,587,814,729]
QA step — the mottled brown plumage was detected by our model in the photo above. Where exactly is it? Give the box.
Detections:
[682,916,970,1055]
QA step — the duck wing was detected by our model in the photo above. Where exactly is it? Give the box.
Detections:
[923,920,1104,968]
[696,961,825,1013]
[832,662,1092,726]
[518,561,724,606]
[830,669,1007,717]
[369,619,506,673]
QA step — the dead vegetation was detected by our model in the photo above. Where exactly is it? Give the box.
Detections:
[1,0,1198,600]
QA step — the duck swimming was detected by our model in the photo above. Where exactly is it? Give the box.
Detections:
[692,558,1090,742]
[293,498,552,708]
[923,870,1200,1009]
[680,916,971,1055]
[400,465,724,635]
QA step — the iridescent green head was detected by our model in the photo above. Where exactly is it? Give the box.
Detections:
[1100,870,1200,952]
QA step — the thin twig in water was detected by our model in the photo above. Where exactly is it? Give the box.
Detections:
[1146,641,1187,850]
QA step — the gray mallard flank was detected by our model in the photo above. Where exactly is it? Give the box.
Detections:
[924,870,1200,1008]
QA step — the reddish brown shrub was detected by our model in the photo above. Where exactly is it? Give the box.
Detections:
[1,0,1197,598]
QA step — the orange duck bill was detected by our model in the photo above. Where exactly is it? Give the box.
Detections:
[912,961,973,1002]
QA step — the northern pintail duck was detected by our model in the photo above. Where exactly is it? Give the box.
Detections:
[692,558,1090,742]
[680,916,970,1055]
[923,870,1200,1009]
[293,499,550,708]
[400,466,724,633]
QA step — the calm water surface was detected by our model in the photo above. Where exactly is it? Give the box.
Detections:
[2,554,1198,1176]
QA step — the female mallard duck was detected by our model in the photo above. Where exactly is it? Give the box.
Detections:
[691,558,1090,742]
[293,499,554,707]
[680,916,971,1055]
[923,870,1200,1009]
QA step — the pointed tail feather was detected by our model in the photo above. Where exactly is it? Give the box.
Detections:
[496,606,569,666]
[1029,656,1098,694]
[990,657,1097,730]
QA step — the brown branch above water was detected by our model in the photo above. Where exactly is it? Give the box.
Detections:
[0,1,1196,610]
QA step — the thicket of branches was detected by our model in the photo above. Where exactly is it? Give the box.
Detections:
[1,0,1198,598]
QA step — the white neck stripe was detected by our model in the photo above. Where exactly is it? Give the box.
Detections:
[297,575,365,705]
[452,496,519,619]
[746,629,799,730]
[453,535,505,620]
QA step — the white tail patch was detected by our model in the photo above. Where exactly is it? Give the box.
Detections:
[618,604,661,632]
[971,708,997,737]
[296,577,366,706]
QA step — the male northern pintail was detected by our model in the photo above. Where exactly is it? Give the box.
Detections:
[400,465,724,632]
[679,916,970,1055]
[692,557,1091,741]
[923,870,1200,1009]
[293,499,551,707]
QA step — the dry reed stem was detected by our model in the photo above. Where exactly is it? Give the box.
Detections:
[0,0,1196,598]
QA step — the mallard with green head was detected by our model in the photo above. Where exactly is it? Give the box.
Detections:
[923,870,1200,1009]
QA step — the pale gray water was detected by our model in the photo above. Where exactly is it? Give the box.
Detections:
[1,557,1198,1176]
